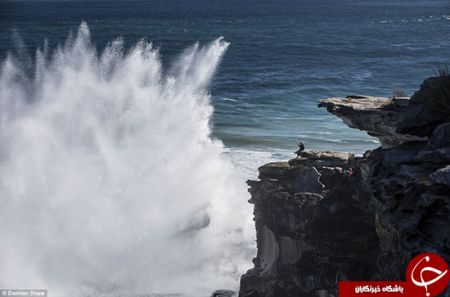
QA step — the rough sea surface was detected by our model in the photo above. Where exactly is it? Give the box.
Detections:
[2,0,450,157]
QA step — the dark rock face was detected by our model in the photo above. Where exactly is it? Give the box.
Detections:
[367,139,450,281]
[397,76,450,137]
[240,152,381,297]
[430,165,450,186]
[239,77,450,297]
[211,290,236,297]
[429,123,450,149]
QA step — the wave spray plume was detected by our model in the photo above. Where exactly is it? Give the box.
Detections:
[0,22,254,297]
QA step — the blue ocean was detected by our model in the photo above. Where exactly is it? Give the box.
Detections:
[0,1,449,296]
[2,0,449,155]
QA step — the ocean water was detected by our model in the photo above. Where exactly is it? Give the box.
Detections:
[0,0,449,296]
[2,0,450,157]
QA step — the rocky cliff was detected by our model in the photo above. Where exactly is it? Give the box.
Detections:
[238,76,450,297]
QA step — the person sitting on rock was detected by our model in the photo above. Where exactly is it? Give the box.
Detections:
[295,141,305,158]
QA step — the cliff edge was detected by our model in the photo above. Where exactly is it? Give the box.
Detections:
[239,76,450,297]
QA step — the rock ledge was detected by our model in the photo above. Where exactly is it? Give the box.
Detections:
[239,78,450,297]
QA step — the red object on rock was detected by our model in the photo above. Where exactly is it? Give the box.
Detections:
[348,168,354,177]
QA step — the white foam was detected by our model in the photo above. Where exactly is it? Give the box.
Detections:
[0,22,255,297]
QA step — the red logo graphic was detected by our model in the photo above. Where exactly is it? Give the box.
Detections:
[338,252,449,297]
[406,253,449,297]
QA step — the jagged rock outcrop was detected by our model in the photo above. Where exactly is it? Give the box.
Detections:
[366,124,450,281]
[318,96,426,148]
[240,151,381,297]
[318,78,450,281]
[239,76,450,297]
